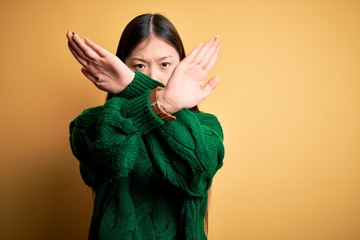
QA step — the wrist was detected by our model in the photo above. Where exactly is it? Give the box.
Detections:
[156,88,180,114]
[112,70,135,94]
[150,87,177,121]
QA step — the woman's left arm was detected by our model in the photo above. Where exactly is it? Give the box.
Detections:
[144,109,224,198]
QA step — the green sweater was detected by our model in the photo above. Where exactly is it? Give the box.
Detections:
[69,72,225,240]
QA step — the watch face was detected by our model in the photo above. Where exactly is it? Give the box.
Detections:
[160,104,166,112]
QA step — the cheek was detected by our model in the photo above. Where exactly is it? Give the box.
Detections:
[158,72,171,85]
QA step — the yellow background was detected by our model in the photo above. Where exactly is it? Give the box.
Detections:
[1,0,359,239]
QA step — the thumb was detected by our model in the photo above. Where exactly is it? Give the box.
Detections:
[202,76,220,93]
[81,67,98,85]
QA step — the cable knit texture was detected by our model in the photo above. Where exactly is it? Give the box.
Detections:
[70,71,225,240]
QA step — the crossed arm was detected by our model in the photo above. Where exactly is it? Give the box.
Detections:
[66,31,221,113]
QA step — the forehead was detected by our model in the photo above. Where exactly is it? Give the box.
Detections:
[128,36,179,60]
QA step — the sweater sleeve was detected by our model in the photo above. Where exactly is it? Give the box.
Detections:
[110,71,164,99]
[144,109,225,198]
[70,72,163,187]
[70,90,165,187]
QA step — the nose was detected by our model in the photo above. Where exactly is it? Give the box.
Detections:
[147,67,159,81]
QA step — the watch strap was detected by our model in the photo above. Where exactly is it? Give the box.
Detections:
[150,87,176,121]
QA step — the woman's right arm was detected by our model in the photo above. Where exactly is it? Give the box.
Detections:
[70,87,164,186]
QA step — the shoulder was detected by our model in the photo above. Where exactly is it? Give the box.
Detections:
[70,106,103,128]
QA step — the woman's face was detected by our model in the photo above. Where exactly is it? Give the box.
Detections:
[125,36,180,85]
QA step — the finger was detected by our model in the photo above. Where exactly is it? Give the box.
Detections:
[84,37,109,58]
[203,38,220,72]
[66,31,73,40]
[201,75,220,90]
[72,33,99,61]
[191,37,215,65]
[182,43,203,64]
[67,34,93,64]
[81,67,98,85]
[202,36,220,71]
[68,42,89,67]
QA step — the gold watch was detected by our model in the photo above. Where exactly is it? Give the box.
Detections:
[150,87,176,121]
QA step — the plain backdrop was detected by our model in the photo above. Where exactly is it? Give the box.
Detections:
[0,0,359,239]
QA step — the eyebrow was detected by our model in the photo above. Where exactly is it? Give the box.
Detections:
[129,55,175,62]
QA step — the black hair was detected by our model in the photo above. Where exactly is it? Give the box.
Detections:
[116,13,185,62]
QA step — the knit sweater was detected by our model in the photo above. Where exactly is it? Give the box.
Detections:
[69,71,225,240]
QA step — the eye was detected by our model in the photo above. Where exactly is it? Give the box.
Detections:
[134,64,146,69]
[161,62,170,68]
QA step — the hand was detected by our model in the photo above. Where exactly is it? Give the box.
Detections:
[159,35,220,112]
[66,31,134,94]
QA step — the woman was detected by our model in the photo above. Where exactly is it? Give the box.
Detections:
[67,13,224,240]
